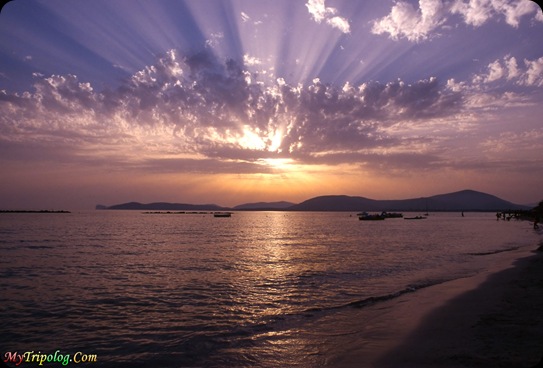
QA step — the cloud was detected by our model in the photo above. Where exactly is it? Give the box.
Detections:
[305,0,350,33]
[373,0,542,42]
[243,54,262,66]
[522,57,543,87]
[451,0,542,27]
[481,129,543,154]
[6,48,540,176]
[483,59,506,83]
[473,55,543,87]
[327,15,351,34]
[372,0,446,42]
[240,11,250,23]
[205,32,224,48]
[446,56,541,114]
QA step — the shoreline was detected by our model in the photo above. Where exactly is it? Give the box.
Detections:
[313,242,543,367]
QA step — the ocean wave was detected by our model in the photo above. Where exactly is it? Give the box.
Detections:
[466,246,520,256]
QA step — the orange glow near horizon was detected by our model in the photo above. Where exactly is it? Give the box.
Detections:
[1,156,540,210]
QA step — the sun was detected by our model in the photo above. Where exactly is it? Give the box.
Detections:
[234,126,295,171]
[258,158,295,170]
[238,126,267,150]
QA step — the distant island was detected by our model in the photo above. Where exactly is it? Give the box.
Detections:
[288,190,530,212]
[98,202,228,211]
[0,210,71,213]
[98,189,531,212]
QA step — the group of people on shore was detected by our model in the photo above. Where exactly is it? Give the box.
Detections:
[495,201,542,229]
[495,211,521,221]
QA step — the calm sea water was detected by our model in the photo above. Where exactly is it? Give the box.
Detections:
[0,211,538,367]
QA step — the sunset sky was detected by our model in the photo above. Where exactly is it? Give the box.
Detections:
[1,0,542,210]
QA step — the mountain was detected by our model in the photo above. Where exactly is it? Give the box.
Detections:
[103,202,228,211]
[99,190,529,212]
[234,201,296,210]
[423,190,522,211]
[288,190,529,212]
[286,195,378,212]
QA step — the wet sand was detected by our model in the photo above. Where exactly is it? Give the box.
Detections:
[317,244,543,367]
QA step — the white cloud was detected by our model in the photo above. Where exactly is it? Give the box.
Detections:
[371,0,446,42]
[305,0,350,33]
[374,0,542,42]
[446,78,468,92]
[306,0,334,23]
[327,16,351,34]
[504,56,520,80]
[473,55,543,87]
[496,0,541,27]
[243,54,262,66]
[450,0,492,27]
[537,7,543,22]
[451,0,542,28]
[522,57,543,87]
[240,12,250,23]
[484,60,505,83]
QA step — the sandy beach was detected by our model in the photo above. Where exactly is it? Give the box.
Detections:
[272,235,543,368]
[321,241,543,368]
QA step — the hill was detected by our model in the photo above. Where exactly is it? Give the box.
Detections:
[99,190,529,212]
[288,190,529,212]
[103,202,228,211]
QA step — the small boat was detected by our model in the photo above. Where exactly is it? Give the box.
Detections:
[404,216,427,220]
[213,212,232,218]
[357,212,385,221]
[381,211,403,218]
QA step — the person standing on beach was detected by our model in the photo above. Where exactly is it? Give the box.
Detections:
[533,200,542,230]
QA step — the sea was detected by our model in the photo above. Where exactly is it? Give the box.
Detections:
[0,211,539,367]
